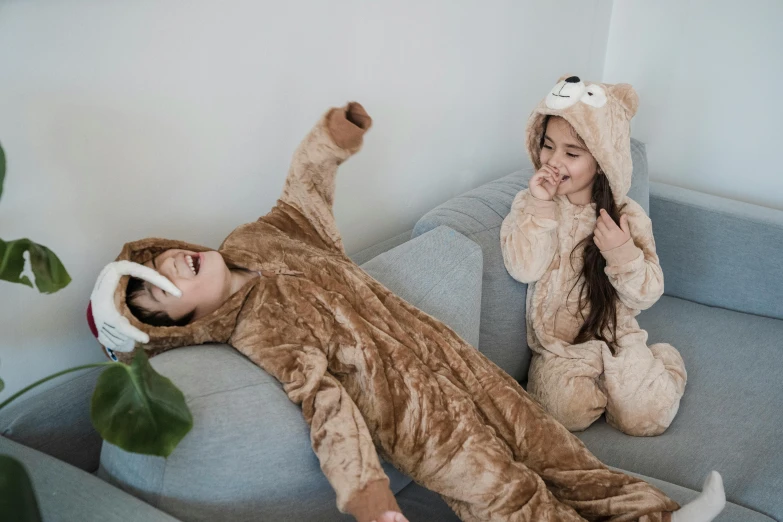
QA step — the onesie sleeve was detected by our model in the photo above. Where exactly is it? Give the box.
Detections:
[500,188,559,283]
[261,102,372,255]
[232,338,399,522]
[601,205,664,310]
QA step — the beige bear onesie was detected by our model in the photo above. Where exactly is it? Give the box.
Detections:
[109,102,679,521]
[501,77,687,436]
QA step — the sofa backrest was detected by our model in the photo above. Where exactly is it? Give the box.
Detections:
[650,182,783,320]
[413,139,650,381]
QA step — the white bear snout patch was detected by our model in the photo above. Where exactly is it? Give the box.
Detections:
[545,77,607,110]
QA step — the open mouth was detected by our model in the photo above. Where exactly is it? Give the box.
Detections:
[185,254,201,276]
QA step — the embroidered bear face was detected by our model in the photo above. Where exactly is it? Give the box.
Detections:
[545,76,608,110]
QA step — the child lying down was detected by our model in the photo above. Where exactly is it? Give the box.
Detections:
[87,102,725,522]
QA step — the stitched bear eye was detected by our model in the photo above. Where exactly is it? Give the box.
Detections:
[581,84,607,108]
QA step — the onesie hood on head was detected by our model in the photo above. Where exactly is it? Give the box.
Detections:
[100,238,255,363]
[525,75,639,205]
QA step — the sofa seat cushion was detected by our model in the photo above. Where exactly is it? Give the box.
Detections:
[577,296,783,521]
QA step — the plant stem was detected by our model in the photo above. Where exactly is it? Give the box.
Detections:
[0,362,117,410]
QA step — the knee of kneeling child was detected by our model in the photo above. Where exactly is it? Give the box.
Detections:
[543,386,606,432]
[559,405,604,432]
[528,359,606,432]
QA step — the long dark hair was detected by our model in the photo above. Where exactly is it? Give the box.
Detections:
[539,116,623,352]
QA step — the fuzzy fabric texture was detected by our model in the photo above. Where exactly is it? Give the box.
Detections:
[110,103,678,521]
[502,76,687,437]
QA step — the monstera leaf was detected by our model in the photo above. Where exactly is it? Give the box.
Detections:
[0,238,71,293]
[91,350,193,457]
[0,456,42,522]
[0,352,193,518]
[0,351,193,458]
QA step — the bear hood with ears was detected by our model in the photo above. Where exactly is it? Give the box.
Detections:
[525,75,639,205]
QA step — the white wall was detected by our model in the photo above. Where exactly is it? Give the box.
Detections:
[603,0,783,210]
[0,0,612,398]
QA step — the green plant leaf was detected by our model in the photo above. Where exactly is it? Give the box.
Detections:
[91,350,193,457]
[0,141,5,201]
[0,455,43,522]
[27,241,71,293]
[0,238,71,293]
[0,238,32,288]
[0,377,4,393]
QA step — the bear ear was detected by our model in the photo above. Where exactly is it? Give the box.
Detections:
[610,83,639,117]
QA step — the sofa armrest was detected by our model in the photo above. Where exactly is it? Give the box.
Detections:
[349,229,414,266]
[0,436,178,522]
[0,367,103,472]
[650,182,783,320]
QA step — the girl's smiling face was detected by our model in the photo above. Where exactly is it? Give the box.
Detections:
[539,116,600,205]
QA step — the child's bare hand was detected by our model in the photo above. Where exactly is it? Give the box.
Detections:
[529,164,562,201]
[371,511,409,522]
[594,209,631,251]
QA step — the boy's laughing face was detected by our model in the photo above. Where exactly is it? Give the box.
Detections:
[134,249,233,321]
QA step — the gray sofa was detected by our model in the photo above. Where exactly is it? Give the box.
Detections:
[2,140,781,521]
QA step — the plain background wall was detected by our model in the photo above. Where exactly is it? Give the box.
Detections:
[0,0,613,398]
[602,0,783,210]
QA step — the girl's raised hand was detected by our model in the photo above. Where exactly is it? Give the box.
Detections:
[594,209,631,251]
[529,164,562,201]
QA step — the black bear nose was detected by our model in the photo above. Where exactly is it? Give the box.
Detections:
[565,76,581,83]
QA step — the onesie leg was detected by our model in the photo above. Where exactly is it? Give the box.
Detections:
[527,342,607,431]
[389,382,585,521]
[423,347,680,521]
[434,424,586,522]
[600,330,687,436]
